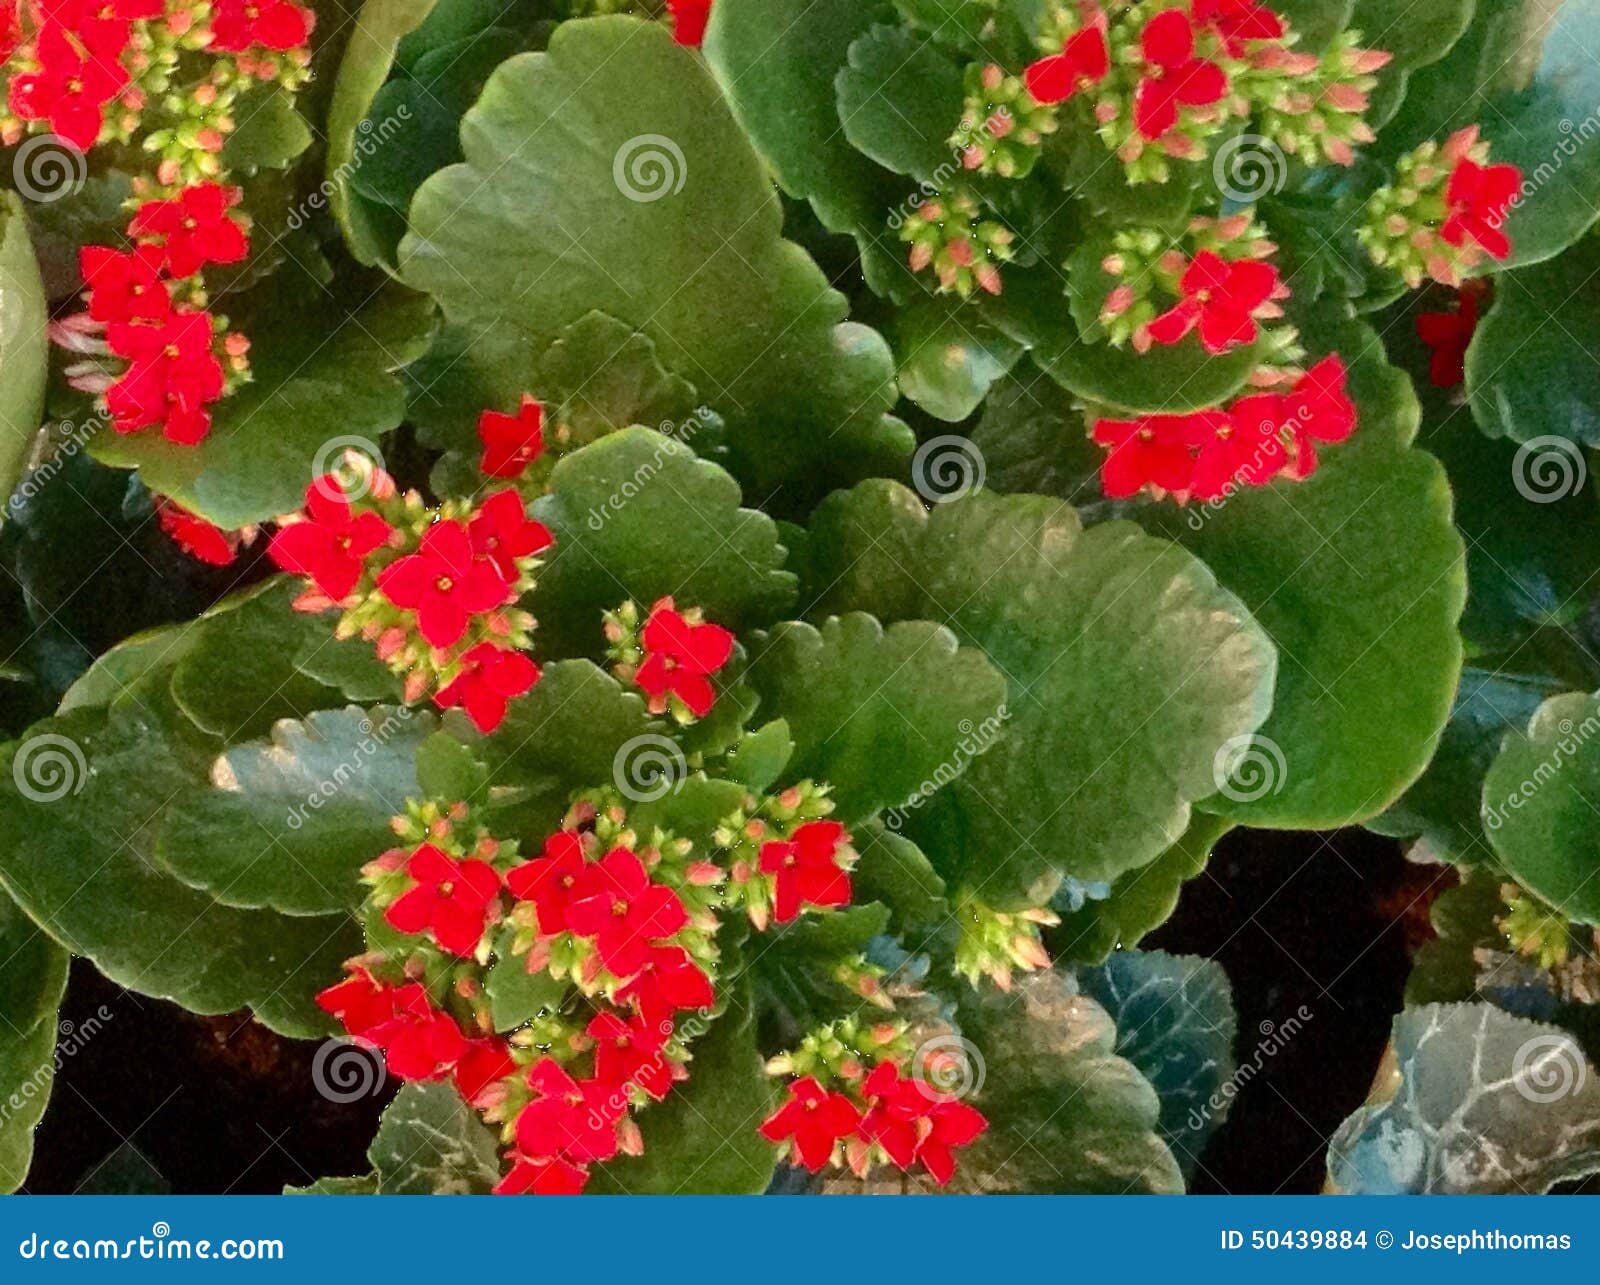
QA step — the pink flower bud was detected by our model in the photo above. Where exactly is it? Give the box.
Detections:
[1322,82,1368,112]
[909,241,934,272]
[981,63,1004,90]
[1101,284,1135,319]
[975,262,1003,295]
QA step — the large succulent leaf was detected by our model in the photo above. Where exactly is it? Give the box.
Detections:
[0,193,48,503]
[367,1081,501,1194]
[0,889,69,1193]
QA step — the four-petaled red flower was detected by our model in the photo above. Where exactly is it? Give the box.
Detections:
[1182,408,1284,502]
[1023,23,1109,104]
[759,1076,862,1172]
[128,183,248,278]
[1092,414,1195,499]
[377,518,511,648]
[1147,251,1283,354]
[155,497,236,566]
[104,309,224,443]
[8,22,128,150]
[857,1060,988,1183]
[759,819,852,924]
[317,971,469,1081]
[384,842,503,957]
[493,1154,589,1196]
[588,1010,675,1101]
[434,642,541,733]
[505,830,588,936]
[207,0,314,52]
[565,848,690,977]
[1133,8,1228,140]
[515,1057,624,1163]
[268,476,395,600]
[80,245,169,325]
[664,0,711,46]
[1192,0,1285,56]
[1279,355,1357,479]
[617,944,716,1027]
[477,395,546,479]
[634,597,734,718]
[468,488,553,582]
[1416,286,1483,388]
[1441,155,1522,261]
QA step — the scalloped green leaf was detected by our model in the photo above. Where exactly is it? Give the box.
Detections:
[891,296,1025,422]
[852,822,949,933]
[801,483,1276,902]
[835,24,964,186]
[745,614,1010,822]
[1350,0,1474,127]
[0,890,69,1193]
[223,88,313,172]
[529,427,796,659]
[1328,1003,1600,1193]
[0,193,48,503]
[369,1081,502,1194]
[160,707,433,916]
[1483,691,1600,924]
[90,283,436,529]
[400,16,909,513]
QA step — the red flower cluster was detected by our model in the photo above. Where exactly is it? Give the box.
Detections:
[1094,355,1356,501]
[759,819,852,924]
[1132,6,1228,140]
[633,597,734,718]
[268,468,551,733]
[761,1060,987,1185]
[208,0,313,53]
[8,17,129,150]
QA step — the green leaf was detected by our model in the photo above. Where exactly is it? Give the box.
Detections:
[399,16,910,514]
[766,903,891,959]
[285,1173,380,1195]
[485,949,567,1032]
[588,984,778,1193]
[1468,236,1600,447]
[0,699,360,1037]
[223,88,313,171]
[625,775,750,853]
[1328,1003,1600,1193]
[324,0,440,266]
[955,969,1183,1193]
[835,25,964,186]
[745,614,1010,822]
[1157,314,1465,828]
[1080,950,1236,1180]
[91,283,436,529]
[1483,691,1600,924]
[723,719,794,793]
[1406,871,1509,1006]
[1054,814,1232,966]
[851,821,949,934]
[967,362,1104,501]
[414,730,488,802]
[529,427,796,659]
[1349,0,1474,127]
[0,193,48,503]
[160,707,433,916]
[0,889,68,1193]
[368,1081,502,1194]
[1272,0,1354,50]
[891,296,1025,422]
[801,482,1276,901]
[534,312,701,443]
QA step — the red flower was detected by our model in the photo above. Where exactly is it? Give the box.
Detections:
[268,476,395,600]
[477,395,545,479]
[494,1155,589,1196]
[129,183,248,278]
[1023,23,1109,104]
[8,22,128,150]
[634,597,734,717]
[665,0,711,46]
[1182,408,1285,501]
[333,980,468,1080]
[1442,156,1521,261]
[468,488,553,582]
[104,309,224,443]
[505,830,588,935]
[617,944,716,1026]
[1092,414,1194,499]
[384,842,503,957]
[1133,8,1227,140]
[857,1061,926,1169]
[1280,355,1357,479]
[515,1057,624,1163]
[1147,251,1282,354]
[758,819,852,924]
[455,1038,517,1108]
[588,1010,675,1101]
[1416,286,1482,388]
[434,642,541,733]
[566,848,690,977]
[155,497,236,566]
[316,966,401,1037]
[759,1077,862,1172]
[915,1096,988,1184]
[80,246,169,325]
[1192,0,1285,56]
[207,0,314,52]
[377,519,511,648]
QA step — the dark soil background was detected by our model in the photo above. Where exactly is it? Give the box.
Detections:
[20,826,1440,1195]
